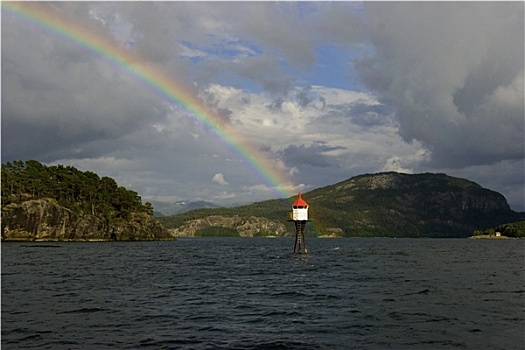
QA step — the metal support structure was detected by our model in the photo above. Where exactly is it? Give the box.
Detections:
[294,221,307,254]
[288,193,310,254]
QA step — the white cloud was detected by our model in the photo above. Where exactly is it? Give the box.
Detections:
[381,157,413,174]
[212,173,229,186]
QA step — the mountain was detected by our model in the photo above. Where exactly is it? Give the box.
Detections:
[152,200,221,216]
[157,172,523,238]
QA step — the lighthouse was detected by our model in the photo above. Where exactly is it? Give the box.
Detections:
[287,193,309,254]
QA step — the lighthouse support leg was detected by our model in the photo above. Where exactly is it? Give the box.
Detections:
[294,221,307,254]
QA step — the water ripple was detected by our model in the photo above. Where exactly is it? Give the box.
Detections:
[2,238,524,349]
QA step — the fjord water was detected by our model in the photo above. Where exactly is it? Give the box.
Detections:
[2,238,523,349]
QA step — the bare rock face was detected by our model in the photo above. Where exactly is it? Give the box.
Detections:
[1,199,174,241]
[110,212,174,241]
[169,215,287,237]
[236,216,287,237]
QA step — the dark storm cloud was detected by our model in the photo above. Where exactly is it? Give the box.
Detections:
[281,142,346,169]
[348,102,394,127]
[356,2,524,169]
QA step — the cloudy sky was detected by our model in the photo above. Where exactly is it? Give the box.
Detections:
[2,2,524,212]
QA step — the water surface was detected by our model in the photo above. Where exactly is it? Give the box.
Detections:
[2,238,524,349]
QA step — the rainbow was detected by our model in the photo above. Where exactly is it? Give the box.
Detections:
[2,1,296,199]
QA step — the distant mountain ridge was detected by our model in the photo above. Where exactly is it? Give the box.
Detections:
[157,172,523,238]
[152,200,221,216]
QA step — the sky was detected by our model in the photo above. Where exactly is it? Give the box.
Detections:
[2,1,524,212]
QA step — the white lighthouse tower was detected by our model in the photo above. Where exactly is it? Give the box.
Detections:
[287,193,309,253]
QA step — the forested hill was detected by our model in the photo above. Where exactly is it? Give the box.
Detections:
[2,160,153,218]
[158,172,523,238]
[304,172,522,237]
[1,160,171,241]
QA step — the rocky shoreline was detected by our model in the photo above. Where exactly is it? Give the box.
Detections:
[1,199,175,242]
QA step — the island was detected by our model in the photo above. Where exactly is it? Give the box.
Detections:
[1,160,174,241]
[470,221,525,239]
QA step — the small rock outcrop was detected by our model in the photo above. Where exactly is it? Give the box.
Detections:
[1,198,174,241]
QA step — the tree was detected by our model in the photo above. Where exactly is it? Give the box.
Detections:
[2,160,155,223]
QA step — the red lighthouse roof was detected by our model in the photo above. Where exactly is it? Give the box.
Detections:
[292,193,309,208]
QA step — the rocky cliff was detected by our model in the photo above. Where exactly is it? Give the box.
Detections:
[1,198,174,241]
[169,215,287,237]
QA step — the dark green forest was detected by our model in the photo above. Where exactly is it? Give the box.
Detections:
[1,160,153,220]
